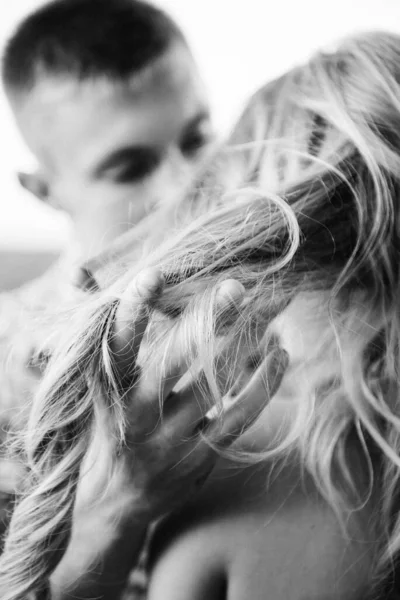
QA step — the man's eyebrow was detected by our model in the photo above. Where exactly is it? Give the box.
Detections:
[92,146,157,178]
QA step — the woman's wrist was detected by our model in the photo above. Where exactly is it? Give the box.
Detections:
[51,488,150,600]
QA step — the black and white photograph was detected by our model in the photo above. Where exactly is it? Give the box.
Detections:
[0,1,400,598]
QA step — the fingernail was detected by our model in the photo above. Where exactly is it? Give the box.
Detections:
[135,269,165,298]
[74,267,99,292]
[245,352,263,371]
[216,279,245,308]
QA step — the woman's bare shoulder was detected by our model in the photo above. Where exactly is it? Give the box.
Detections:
[148,403,377,600]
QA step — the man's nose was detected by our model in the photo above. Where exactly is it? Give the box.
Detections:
[167,147,193,179]
[160,149,195,199]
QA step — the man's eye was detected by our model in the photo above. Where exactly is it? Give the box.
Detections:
[110,155,160,183]
[180,124,213,158]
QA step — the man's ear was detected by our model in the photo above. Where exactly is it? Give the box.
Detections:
[17,171,49,202]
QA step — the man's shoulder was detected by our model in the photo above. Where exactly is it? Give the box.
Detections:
[0,250,82,335]
[0,251,82,417]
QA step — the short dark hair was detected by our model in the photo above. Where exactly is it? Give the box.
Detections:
[2,0,184,92]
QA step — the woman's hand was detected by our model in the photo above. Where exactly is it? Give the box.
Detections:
[51,268,287,599]
[102,268,287,521]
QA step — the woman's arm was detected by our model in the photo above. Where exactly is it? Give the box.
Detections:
[50,491,148,600]
[39,270,287,600]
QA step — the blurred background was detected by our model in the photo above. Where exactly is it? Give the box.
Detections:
[1,0,400,290]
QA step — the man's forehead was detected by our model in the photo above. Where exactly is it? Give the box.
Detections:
[12,44,208,172]
[16,42,203,113]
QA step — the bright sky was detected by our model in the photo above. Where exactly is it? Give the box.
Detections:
[0,0,400,251]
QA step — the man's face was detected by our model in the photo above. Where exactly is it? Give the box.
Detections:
[13,43,213,255]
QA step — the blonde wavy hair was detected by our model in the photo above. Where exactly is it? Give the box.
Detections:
[2,29,400,599]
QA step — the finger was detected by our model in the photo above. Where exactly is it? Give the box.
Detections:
[227,333,281,398]
[110,268,164,384]
[161,340,248,432]
[171,278,246,371]
[160,326,270,430]
[214,278,246,323]
[161,370,213,438]
[136,279,245,404]
[73,267,100,292]
[206,347,289,447]
[150,335,267,445]
[176,440,217,491]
